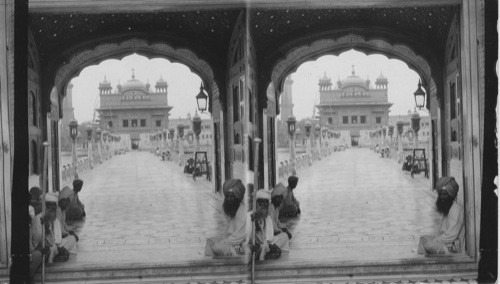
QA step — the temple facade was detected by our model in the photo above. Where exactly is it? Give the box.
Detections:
[96,71,172,150]
[316,67,392,146]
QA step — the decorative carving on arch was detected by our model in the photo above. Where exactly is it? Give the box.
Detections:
[54,38,216,100]
[271,34,435,98]
[27,29,40,72]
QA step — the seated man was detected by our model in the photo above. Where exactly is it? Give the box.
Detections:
[56,188,79,254]
[246,189,289,261]
[418,176,465,255]
[269,183,292,240]
[205,179,247,257]
[29,186,43,216]
[66,179,86,221]
[44,193,77,263]
[280,176,301,217]
[402,155,413,171]
[29,190,51,283]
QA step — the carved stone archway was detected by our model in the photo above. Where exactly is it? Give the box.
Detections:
[271,34,437,109]
[53,38,219,114]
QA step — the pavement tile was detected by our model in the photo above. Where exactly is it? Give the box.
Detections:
[280,148,438,262]
[59,152,227,268]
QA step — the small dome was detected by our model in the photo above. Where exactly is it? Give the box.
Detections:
[100,76,111,88]
[376,72,388,84]
[155,75,168,90]
[318,72,332,86]
[340,65,366,87]
[122,77,145,91]
[122,70,146,91]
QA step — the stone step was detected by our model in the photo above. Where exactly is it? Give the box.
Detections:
[27,257,479,284]
[253,256,478,283]
[34,260,249,283]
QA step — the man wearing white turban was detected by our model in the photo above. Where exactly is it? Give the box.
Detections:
[205,179,247,257]
[418,176,465,255]
[44,192,78,262]
[246,189,289,261]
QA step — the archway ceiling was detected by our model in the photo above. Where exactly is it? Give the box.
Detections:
[250,6,457,86]
[29,9,241,88]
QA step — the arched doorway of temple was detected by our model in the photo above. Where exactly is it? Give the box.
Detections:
[271,50,438,263]
[253,5,478,279]
[25,6,244,276]
[51,52,230,269]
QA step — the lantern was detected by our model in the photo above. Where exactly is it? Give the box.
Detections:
[86,125,93,140]
[196,83,208,113]
[414,80,426,110]
[304,120,312,138]
[69,119,78,140]
[287,115,297,136]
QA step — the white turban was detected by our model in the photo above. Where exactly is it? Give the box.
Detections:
[44,193,59,203]
[256,189,271,201]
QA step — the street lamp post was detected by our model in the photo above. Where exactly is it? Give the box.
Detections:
[157,131,162,151]
[396,121,404,162]
[411,111,421,148]
[86,125,93,168]
[169,128,175,153]
[177,124,185,164]
[163,128,168,152]
[382,127,387,147]
[96,127,102,164]
[102,130,109,160]
[295,127,301,151]
[192,112,202,152]
[314,124,321,159]
[287,114,297,166]
[388,125,394,150]
[304,120,312,156]
[69,119,78,174]
[379,128,383,147]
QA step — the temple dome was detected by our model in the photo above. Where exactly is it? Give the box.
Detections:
[122,70,146,91]
[340,66,366,87]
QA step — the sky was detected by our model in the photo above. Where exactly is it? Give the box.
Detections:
[69,50,426,123]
